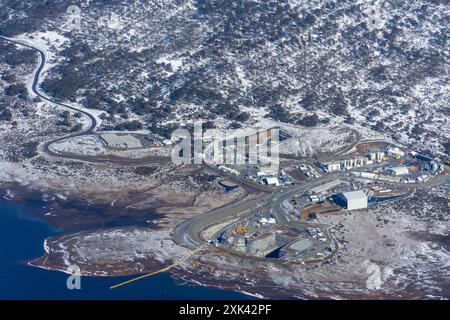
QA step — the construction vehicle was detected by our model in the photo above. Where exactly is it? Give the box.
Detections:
[235,225,248,234]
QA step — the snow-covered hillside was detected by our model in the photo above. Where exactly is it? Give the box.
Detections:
[1,0,449,157]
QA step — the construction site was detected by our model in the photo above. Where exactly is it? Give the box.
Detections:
[216,214,334,262]
[206,140,448,265]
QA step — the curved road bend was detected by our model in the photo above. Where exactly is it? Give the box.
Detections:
[173,174,342,249]
[0,36,97,159]
[5,37,444,256]
[173,193,268,248]
[0,38,285,247]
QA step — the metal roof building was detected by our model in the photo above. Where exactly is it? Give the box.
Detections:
[336,190,368,211]
[386,147,405,157]
[388,167,409,176]
[264,176,280,186]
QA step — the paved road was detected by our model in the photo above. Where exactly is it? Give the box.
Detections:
[173,161,450,251]
[204,164,273,193]
[4,36,449,256]
[1,36,174,166]
[173,172,344,248]
[173,193,267,248]
[0,36,98,159]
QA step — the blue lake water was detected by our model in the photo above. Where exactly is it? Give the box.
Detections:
[0,198,250,300]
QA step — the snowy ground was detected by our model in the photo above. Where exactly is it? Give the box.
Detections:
[31,227,191,276]
[50,135,107,156]
[26,184,450,299]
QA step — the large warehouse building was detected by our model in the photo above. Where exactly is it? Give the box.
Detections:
[336,190,368,211]
[388,167,409,176]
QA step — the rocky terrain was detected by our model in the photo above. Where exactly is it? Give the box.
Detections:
[0,0,448,300]
[29,186,450,299]
[1,0,449,158]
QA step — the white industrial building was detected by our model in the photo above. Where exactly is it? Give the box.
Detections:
[356,172,378,179]
[219,166,240,175]
[264,176,280,186]
[386,147,405,158]
[388,167,409,176]
[100,133,142,149]
[368,152,385,162]
[336,190,368,210]
[321,157,368,172]
[323,162,341,172]
[342,157,367,170]
[257,169,277,177]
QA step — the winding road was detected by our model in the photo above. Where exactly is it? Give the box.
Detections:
[3,35,448,266]
[0,36,98,159]
[172,171,346,249]
[1,36,174,166]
